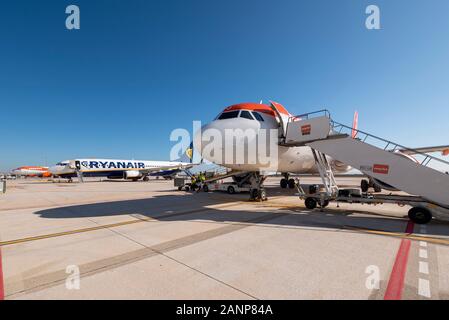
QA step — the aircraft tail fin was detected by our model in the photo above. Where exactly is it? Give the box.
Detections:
[351,111,359,139]
[177,141,194,163]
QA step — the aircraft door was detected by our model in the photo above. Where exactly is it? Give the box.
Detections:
[269,101,290,139]
[75,161,81,171]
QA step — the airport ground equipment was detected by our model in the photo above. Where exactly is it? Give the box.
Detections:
[174,177,191,191]
[273,108,449,224]
[203,181,251,194]
[1,180,6,194]
[198,171,267,201]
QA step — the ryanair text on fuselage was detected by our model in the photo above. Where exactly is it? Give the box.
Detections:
[81,161,146,170]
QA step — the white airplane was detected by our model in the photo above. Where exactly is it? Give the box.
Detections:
[194,101,449,199]
[50,146,195,182]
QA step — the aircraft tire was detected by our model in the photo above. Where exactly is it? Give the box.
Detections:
[361,179,369,192]
[227,186,236,194]
[280,179,288,188]
[250,189,258,200]
[288,179,296,189]
[259,188,267,201]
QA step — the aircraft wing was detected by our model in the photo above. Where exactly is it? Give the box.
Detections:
[141,163,197,174]
[396,145,449,156]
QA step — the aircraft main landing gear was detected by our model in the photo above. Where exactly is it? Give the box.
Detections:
[361,179,382,193]
[280,173,296,189]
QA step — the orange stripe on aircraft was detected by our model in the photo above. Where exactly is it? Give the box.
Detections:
[223,102,290,117]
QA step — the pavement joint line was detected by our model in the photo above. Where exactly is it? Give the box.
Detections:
[0,201,247,247]
[5,211,283,298]
[108,229,259,300]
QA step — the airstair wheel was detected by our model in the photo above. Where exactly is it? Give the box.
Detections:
[305,197,317,210]
[408,207,432,224]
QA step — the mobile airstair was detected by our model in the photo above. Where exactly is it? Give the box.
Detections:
[275,108,449,224]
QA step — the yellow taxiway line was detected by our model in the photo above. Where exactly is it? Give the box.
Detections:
[0,200,247,247]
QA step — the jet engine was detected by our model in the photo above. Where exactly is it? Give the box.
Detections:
[330,160,351,173]
[124,170,143,180]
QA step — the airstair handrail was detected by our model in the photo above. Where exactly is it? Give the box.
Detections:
[330,120,449,170]
[289,109,331,121]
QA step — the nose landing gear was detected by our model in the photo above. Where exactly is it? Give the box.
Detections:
[249,173,268,201]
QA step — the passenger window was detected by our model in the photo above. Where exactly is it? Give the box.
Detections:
[240,110,254,120]
[217,111,240,120]
[252,112,264,121]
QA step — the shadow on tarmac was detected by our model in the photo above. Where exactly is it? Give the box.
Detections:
[34,187,449,237]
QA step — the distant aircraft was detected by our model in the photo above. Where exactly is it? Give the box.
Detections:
[50,145,195,182]
[11,166,52,177]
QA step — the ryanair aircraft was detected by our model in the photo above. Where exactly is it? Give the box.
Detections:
[50,146,194,182]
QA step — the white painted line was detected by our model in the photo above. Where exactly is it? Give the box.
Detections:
[419,241,427,247]
[418,278,431,298]
[419,261,429,275]
[419,249,428,259]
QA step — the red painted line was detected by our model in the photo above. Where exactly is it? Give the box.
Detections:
[383,221,415,300]
[405,220,415,234]
[0,247,4,300]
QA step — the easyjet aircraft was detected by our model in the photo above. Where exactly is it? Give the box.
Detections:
[194,101,449,198]
[11,166,52,177]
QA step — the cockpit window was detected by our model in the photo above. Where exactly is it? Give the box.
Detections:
[252,112,264,121]
[56,162,68,166]
[240,110,254,120]
[217,111,240,120]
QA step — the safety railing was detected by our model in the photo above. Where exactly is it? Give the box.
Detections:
[330,120,449,173]
[289,109,331,122]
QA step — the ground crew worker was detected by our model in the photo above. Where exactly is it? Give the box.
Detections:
[196,172,205,192]
[191,175,197,191]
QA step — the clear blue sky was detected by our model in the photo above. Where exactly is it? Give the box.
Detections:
[1,0,448,171]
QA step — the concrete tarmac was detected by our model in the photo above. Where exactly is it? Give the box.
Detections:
[1,177,449,300]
